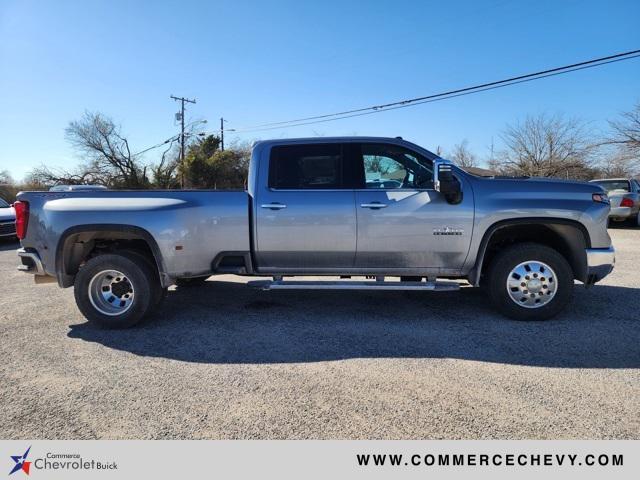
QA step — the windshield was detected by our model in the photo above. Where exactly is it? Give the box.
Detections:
[592,180,630,193]
[0,198,9,208]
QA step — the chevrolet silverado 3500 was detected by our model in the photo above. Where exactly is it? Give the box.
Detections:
[15,137,615,328]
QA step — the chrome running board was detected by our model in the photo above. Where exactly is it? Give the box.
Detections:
[247,279,460,291]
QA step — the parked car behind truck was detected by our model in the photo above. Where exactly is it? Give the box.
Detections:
[0,197,16,239]
[15,137,615,328]
[589,178,640,226]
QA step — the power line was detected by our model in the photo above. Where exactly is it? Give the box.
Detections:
[158,135,180,166]
[132,125,206,157]
[223,49,640,133]
[234,53,640,133]
[132,134,180,157]
[133,49,640,154]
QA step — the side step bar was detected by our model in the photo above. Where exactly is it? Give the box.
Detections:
[247,279,460,291]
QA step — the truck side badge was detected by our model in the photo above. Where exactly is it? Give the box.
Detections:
[433,227,464,236]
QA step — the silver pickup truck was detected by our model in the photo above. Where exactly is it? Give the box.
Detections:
[15,137,615,328]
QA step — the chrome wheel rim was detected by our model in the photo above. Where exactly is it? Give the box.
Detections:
[88,269,135,316]
[506,260,557,309]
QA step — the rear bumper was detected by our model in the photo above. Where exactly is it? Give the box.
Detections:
[17,247,45,275]
[585,246,615,284]
[608,206,632,219]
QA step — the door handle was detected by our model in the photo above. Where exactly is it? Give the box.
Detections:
[261,203,287,210]
[360,202,388,209]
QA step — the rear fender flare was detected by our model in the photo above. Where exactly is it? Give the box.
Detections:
[55,224,168,287]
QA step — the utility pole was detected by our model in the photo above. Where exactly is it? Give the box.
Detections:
[170,95,196,188]
[220,117,225,151]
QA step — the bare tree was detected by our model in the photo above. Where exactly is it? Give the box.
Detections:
[0,169,14,185]
[150,139,181,189]
[595,149,636,178]
[26,165,107,187]
[0,170,15,201]
[592,102,640,177]
[448,140,477,168]
[608,101,640,155]
[65,111,149,188]
[1,170,49,201]
[492,114,594,178]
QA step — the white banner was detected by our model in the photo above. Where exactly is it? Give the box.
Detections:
[1,440,637,479]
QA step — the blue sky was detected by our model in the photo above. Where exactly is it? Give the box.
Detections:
[0,0,639,181]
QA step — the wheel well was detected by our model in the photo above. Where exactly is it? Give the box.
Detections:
[477,222,588,284]
[56,228,162,288]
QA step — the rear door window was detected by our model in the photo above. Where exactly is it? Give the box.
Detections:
[269,144,347,189]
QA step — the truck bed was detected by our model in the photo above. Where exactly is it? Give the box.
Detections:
[17,189,250,282]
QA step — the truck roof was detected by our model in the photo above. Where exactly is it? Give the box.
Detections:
[253,136,441,159]
[254,136,409,145]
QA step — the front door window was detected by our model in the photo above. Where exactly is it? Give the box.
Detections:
[361,143,433,190]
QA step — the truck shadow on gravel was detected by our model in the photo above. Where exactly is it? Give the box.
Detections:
[67,281,640,368]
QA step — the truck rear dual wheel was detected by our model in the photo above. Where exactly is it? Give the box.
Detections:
[486,243,573,321]
[74,252,164,329]
[119,250,167,315]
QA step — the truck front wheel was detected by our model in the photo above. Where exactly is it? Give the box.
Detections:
[74,252,158,328]
[486,243,573,321]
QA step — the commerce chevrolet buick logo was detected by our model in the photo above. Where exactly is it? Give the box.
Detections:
[8,446,31,476]
[7,448,117,474]
[433,226,464,236]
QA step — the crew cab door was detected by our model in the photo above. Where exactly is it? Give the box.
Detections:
[254,143,358,271]
[353,142,474,271]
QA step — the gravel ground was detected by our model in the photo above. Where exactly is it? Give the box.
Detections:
[0,228,639,439]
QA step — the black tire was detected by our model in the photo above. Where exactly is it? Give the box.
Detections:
[74,253,158,329]
[176,276,209,287]
[486,243,573,321]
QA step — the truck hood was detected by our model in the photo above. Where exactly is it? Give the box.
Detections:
[0,206,15,222]
[474,175,603,194]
